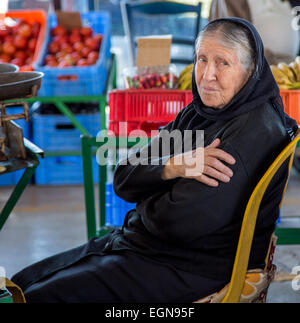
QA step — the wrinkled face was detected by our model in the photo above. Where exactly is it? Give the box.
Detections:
[195,37,249,109]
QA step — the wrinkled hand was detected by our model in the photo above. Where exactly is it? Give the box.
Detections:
[161,138,236,187]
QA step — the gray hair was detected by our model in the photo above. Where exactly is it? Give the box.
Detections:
[195,21,256,76]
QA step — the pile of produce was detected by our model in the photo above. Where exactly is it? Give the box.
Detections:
[124,65,178,89]
[44,25,103,67]
[126,71,178,89]
[271,56,300,90]
[177,64,193,90]
[0,19,41,68]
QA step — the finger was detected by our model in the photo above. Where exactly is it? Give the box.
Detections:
[203,165,231,183]
[194,174,219,187]
[205,156,234,177]
[206,148,236,165]
[206,138,221,149]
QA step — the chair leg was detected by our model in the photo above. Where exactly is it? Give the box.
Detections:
[257,288,268,303]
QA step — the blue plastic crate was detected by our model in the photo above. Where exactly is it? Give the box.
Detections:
[32,112,100,152]
[0,169,26,187]
[105,182,136,227]
[35,11,111,97]
[276,211,281,225]
[34,154,99,186]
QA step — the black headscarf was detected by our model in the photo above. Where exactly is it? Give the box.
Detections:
[192,17,298,134]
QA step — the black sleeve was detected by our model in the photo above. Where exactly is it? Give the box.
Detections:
[113,109,186,204]
[136,143,250,244]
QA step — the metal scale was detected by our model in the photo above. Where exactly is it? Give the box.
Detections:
[0,95,30,162]
[0,63,43,173]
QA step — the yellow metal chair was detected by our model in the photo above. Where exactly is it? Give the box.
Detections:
[195,128,300,303]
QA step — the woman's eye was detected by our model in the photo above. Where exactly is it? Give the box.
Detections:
[221,61,229,66]
[198,57,206,62]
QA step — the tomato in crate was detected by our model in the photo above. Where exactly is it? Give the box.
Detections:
[0,10,46,71]
[35,11,111,97]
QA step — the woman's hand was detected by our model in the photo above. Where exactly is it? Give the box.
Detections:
[161,138,236,187]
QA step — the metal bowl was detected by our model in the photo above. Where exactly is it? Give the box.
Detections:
[0,63,19,74]
[0,71,44,100]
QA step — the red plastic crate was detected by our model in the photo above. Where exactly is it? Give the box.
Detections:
[109,89,193,136]
[109,89,300,137]
[280,90,300,125]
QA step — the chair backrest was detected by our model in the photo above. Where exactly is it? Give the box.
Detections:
[120,0,202,66]
[222,128,300,303]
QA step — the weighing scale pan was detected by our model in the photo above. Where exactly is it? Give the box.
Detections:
[0,63,19,74]
[0,71,43,100]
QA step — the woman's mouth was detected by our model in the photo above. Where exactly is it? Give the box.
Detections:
[202,87,218,92]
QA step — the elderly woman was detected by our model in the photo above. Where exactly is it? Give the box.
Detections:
[11,18,297,303]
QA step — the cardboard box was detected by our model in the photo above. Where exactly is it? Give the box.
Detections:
[55,10,82,30]
[136,35,172,67]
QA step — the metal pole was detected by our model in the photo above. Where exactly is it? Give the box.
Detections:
[53,0,62,10]
[81,135,97,239]
[88,0,95,11]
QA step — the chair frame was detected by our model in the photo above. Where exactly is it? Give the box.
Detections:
[222,128,300,302]
[120,0,202,66]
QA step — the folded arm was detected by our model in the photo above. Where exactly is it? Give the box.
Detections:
[137,143,249,244]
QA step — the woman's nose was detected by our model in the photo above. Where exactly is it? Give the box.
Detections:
[203,63,217,81]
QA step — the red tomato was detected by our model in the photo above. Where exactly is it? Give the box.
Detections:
[69,33,82,44]
[55,51,67,62]
[84,37,100,51]
[10,57,25,67]
[17,23,32,38]
[14,35,28,49]
[28,38,37,52]
[48,42,60,54]
[70,28,81,35]
[77,58,89,66]
[44,54,56,64]
[2,42,16,55]
[58,60,72,68]
[0,27,11,38]
[14,50,28,61]
[46,60,59,67]
[73,41,84,53]
[70,51,82,64]
[60,42,73,54]
[87,51,99,65]
[51,25,67,37]
[0,53,11,63]
[80,27,93,37]
[81,47,92,58]
[31,22,41,38]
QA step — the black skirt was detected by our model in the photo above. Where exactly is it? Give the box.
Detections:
[11,232,228,303]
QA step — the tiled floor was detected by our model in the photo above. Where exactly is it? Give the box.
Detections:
[0,167,300,302]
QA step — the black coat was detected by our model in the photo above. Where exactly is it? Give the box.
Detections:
[108,18,297,281]
[110,100,290,281]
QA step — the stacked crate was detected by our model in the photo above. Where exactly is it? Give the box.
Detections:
[30,11,112,185]
[32,102,100,185]
[105,182,136,227]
